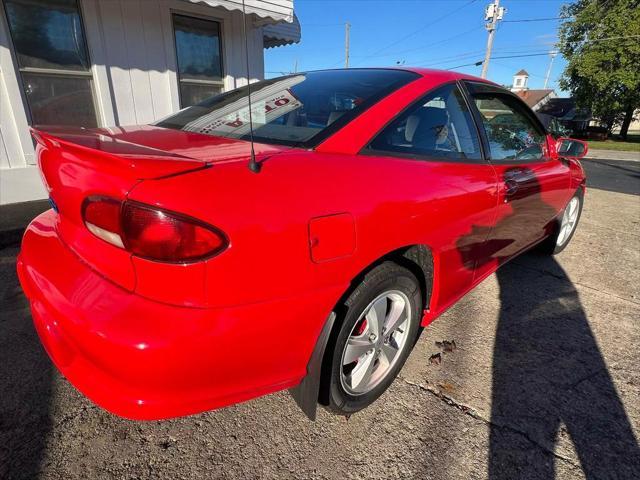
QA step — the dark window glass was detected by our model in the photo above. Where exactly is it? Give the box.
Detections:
[173,14,224,107]
[4,0,98,127]
[22,73,97,127]
[473,94,546,162]
[156,69,419,147]
[4,0,90,71]
[179,83,223,107]
[367,83,482,161]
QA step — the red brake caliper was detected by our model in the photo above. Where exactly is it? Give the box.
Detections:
[354,318,368,336]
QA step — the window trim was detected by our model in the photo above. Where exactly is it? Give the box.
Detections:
[359,81,487,164]
[461,80,551,165]
[171,12,225,108]
[2,0,101,127]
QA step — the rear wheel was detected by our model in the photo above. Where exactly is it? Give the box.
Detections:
[538,191,583,255]
[321,262,422,415]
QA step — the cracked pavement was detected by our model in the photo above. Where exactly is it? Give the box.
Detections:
[1,156,639,479]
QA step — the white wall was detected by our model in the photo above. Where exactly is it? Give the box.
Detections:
[84,0,265,126]
[0,0,266,205]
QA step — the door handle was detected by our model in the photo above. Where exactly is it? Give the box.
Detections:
[504,179,519,198]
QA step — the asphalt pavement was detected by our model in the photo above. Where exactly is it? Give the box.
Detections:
[1,154,639,479]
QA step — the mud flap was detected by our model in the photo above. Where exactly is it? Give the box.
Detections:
[288,312,336,421]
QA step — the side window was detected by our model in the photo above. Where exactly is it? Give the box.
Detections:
[366,83,482,161]
[3,0,99,127]
[173,14,224,107]
[472,93,546,162]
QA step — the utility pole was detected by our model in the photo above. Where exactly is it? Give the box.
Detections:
[543,50,558,89]
[480,0,506,79]
[345,22,350,68]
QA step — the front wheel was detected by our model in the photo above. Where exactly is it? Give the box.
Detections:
[539,191,583,255]
[321,262,422,415]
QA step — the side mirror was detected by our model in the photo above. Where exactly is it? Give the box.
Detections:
[556,137,588,159]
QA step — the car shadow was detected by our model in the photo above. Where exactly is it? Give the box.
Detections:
[489,254,640,478]
[454,167,640,476]
[0,245,53,480]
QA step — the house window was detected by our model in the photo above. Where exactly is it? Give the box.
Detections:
[515,78,522,87]
[3,0,98,127]
[172,14,224,107]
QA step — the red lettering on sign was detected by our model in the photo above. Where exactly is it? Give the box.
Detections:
[225,119,243,128]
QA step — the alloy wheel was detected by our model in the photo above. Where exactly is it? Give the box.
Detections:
[340,290,412,395]
[557,197,580,247]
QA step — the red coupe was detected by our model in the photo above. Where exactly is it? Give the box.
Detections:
[17,68,587,420]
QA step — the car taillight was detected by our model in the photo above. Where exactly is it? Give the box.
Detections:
[82,197,227,262]
[83,197,124,248]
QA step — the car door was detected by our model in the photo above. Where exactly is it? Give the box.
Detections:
[362,82,498,310]
[463,81,572,268]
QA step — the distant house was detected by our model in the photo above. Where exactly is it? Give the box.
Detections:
[0,0,301,205]
[510,70,555,111]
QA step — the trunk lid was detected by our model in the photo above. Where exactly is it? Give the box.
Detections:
[31,125,287,290]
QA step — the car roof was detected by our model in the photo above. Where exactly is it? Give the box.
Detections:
[305,67,499,88]
[403,66,495,84]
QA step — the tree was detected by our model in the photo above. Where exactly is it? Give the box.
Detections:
[558,0,640,139]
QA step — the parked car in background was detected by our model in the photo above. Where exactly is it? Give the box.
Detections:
[18,68,587,420]
[536,112,570,138]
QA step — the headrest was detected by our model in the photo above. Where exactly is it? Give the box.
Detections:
[411,107,449,150]
[405,115,420,142]
[420,107,448,129]
[406,107,448,142]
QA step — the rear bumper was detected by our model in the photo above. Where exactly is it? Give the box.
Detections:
[17,210,342,419]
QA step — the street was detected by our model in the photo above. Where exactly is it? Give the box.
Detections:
[1,154,639,480]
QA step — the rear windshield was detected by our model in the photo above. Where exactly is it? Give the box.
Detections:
[155,69,419,148]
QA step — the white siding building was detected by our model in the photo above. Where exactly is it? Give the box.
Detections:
[0,0,300,205]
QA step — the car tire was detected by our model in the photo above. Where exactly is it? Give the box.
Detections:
[538,190,583,255]
[320,261,422,415]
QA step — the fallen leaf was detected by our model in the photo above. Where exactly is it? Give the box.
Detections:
[429,353,442,365]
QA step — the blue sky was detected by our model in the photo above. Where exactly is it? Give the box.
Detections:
[265,0,569,94]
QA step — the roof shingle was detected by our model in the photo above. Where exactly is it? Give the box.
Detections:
[515,89,553,107]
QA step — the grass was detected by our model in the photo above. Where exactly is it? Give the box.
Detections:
[586,134,640,152]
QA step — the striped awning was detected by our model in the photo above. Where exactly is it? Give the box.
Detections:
[263,14,301,48]
[180,0,294,23]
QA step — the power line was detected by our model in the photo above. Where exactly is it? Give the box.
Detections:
[423,50,558,72]
[421,50,550,66]
[446,61,484,70]
[318,23,483,69]
[503,17,564,23]
[491,52,555,60]
[352,0,480,66]
[491,61,547,80]
[437,36,639,71]
[301,23,348,27]
[358,25,484,61]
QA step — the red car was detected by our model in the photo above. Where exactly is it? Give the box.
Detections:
[17,68,587,420]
